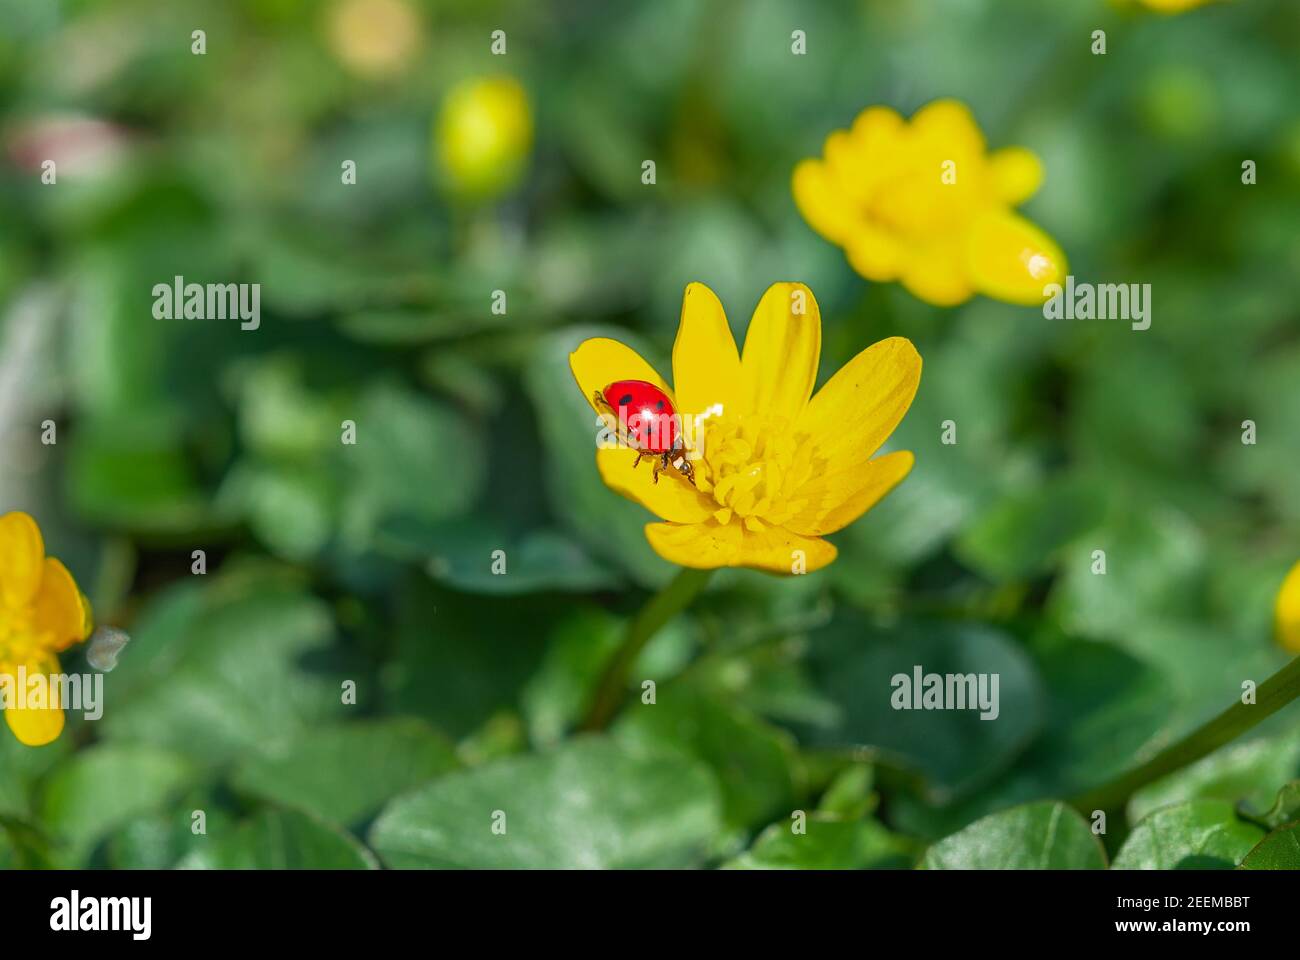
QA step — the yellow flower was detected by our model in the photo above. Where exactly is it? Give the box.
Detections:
[0,512,93,746]
[1276,560,1300,654]
[793,99,1066,307]
[435,76,533,200]
[1137,0,1221,11]
[569,283,921,574]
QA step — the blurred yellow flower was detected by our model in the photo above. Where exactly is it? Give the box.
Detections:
[570,283,920,574]
[0,512,93,746]
[326,0,422,78]
[793,99,1067,307]
[435,76,533,200]
[1137,0,1221,11]
[1276,560,1300,654]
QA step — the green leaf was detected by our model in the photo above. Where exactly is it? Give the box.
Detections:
[725,815,911,870]
[804,617,1043,802]
[0,728,71,821]
[520,608,623,746]
[888,638,1177,843]
[375,518,619,595]
[1247,780,1300,830]
[231,719,459,827]
[221,462,338,561]
[100,572,351,764]
[368,737,723,868]
[1239,823,1300,870]
[104,788,236,869]
[39,743,195,867]
[955,477,1106,581]
[1020,638,1176,796]
[231,356,343,461]
[338,380,485,550]
[1112,800,1266,870]
[922,802,1106,870]
[1049,507,1205,640]
[615,685,799,832]
[1129,731,1300,824]
[384,583,551,739]
[178,808,378,870]
[818,763,876,819]
[68,411,214,535]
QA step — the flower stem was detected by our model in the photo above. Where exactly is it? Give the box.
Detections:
[1071,654,1300,816]
[581,567,715,731]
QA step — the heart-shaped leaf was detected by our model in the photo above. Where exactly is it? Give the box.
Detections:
[231,718,459,827]
[1112,800,1265,870]
[368,736,723,868]
[922,801,1106,869]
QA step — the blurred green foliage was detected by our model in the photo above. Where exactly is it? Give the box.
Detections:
[0,0,1298,869]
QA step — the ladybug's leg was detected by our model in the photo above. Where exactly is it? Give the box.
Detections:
[670,438,696,486]
[632,451,646,469]
[674,455,696,486]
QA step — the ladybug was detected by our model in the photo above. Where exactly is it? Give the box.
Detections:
[594,379,695,485]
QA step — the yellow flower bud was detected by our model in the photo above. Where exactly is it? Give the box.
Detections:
[1137,0,1222,12]
[435,76,533,201]
[1276,561,1300,654]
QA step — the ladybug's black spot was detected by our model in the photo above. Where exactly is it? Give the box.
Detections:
[656,400,665,411]
[619,393,633,407]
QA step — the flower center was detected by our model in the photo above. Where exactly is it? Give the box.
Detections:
[691,411,818,532]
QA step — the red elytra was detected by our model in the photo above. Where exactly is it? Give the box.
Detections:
[600,379,677,452]
[593,379,695,485]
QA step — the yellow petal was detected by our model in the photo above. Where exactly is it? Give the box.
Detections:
[644,520,743,569]
[785,450,915,536]
[0,512,45,609]
[845,223,903,281]
[965,210,1066,306]
[735,525,838,574]
[988,146,1044,205]
[1276,560,1300,654]
[792,159,855,244]
[569,337,672,418]
[849,105,905,159]
[644,520,836,574]
[4,652,65,747]
[35,558,93,652]
[671,282,743,420]
[899,241,974,307]
[910,99,986,157]
[1140,0,1216,11]
[596,446,715,524]
[797,336,922,473]
[823,130,872,206]
[739,282,821,419]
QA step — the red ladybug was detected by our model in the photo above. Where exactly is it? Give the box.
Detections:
[594,380,695,485]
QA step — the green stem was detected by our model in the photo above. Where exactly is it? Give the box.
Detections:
[1071,654,1300,816]
[581,567,715,731]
